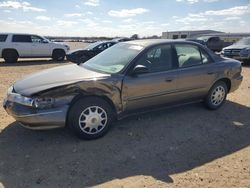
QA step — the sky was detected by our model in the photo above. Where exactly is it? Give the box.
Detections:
[0,0,250,37]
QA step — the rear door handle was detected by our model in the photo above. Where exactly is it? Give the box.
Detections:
[165,78,174,82]
[207,72,215,75]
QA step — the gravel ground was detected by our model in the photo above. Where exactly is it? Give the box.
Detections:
[0,57,249,188]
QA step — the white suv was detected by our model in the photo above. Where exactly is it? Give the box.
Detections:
[0,33,70,63]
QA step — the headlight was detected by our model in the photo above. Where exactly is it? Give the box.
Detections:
[240,48,250,56]
[7,86,13,95]
[33,97,55,109]
[64,45,70,51]
[7,93,34,107]
[243,48,250,53]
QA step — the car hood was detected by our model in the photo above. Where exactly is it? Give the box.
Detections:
[14,64,109,96]
[224,44,250,50]
[67,48,86,54]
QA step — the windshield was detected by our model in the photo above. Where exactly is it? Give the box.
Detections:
[235,38,250,45]
[82,43,144,74]
[84,41,103,50]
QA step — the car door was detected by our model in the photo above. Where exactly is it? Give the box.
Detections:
[30,35,50,57]
[122,44,179,111]
[174,44,218,101]
[11,34,32,57]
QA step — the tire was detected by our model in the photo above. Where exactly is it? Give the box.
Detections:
[204,81,228,110]
[68,97,115,140]
[3,50,18,63]
[242,59,250,65]
[52,49,65,61]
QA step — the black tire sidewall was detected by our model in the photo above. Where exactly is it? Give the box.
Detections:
[52,50,65,61]
[68,97,114,140]
[205,81,228,110]
[3,51,18,63]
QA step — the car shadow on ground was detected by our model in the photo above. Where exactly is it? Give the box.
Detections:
[0,101,249,187]
[0,59,69,66]
[243,64,250,68]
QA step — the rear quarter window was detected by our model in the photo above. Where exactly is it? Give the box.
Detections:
[175,44,202,68]
[12,35,32,43]
[0,35,8,42]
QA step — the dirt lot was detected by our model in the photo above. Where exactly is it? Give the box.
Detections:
[0,58,249,188]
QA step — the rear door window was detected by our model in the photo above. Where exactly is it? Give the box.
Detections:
[94,44,104,51]
[12,35,32,43]
[0,35,8,42]
[175,44,203,68]
[200,49,213,64]
[95,43,108,51]
[107,42,115,48]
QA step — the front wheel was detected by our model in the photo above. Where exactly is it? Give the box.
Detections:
[68,97,115,140]
[204,81,228,110]
[52,50,65,61]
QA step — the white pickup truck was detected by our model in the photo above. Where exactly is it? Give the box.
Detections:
[0,33,70,63]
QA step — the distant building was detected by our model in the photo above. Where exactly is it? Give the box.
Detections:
[162,30,222,39]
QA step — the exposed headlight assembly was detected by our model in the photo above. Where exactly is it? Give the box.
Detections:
[33,97,55,109]
[6,86,55,108]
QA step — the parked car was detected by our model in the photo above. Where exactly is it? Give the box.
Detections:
[222,37,250,64]
[66,41,117,64]
[185,38,206,46]
[111,37,132,42]
[3,40,243,139]
[197,36,224,52]
[0,33,70,63]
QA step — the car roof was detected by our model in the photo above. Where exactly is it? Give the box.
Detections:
[124,39,203,47]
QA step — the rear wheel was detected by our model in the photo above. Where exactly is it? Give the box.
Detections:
[68,97,115,140]
[3,50,18,63]
[52,49,65,61]
[205,81,228,110]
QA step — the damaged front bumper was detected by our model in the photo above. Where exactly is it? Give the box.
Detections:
[2,86,72,130]
[3,99,68,129]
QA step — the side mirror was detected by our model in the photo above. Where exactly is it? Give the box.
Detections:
[132,65,149,75]
[42,40,49,43]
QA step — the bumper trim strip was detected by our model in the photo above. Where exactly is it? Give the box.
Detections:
[13,110,63,118]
